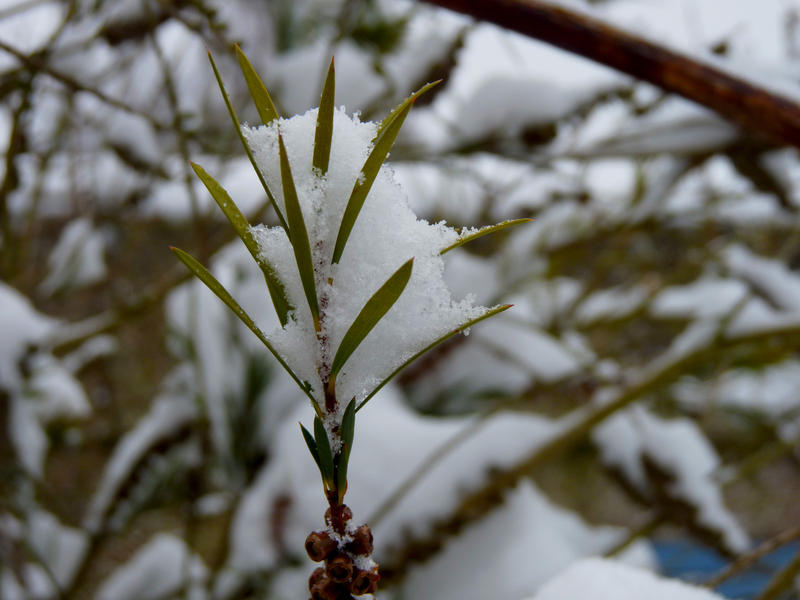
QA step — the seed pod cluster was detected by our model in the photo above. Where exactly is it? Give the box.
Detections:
[306,504,380,599]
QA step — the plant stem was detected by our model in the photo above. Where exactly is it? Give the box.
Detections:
[420,0,800,149]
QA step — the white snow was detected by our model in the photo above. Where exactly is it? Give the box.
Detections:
[593,405,749,554]
[83,376,198,534]
[0,283,58,391]
[527,557,725,600]
[724,244,800,312]
[576,284,649,325]
[96,533,207,600]
[650,278,748,320]
[400,481,654,600]
[243,106,492,408]
[28,509,88,589]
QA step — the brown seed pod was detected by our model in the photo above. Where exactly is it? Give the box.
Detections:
[326,553,354,583]
[309,566,326,588]
[350,566,380,595]
[310,578,352,600]
[344,524,373,556]
[305,530,337,562]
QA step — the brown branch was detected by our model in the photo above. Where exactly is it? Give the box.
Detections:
[420,0,800,149]
[705,526,800,589]
[0,38,172,131]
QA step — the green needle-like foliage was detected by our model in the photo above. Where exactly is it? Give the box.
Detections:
[329,258,414,385]
[278,134,320,329]
[190,162,293,326]
[313,58,336,174]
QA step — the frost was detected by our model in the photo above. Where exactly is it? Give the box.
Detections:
[242,107,491,408]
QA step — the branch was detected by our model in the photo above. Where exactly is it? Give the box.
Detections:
[419,0,800,149]
[379,315,800,581]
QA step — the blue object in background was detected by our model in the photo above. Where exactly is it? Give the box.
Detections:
[653,538,800,599]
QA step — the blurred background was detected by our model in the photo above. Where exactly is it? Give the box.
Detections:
[2,0,800,598]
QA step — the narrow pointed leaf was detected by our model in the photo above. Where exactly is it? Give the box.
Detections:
[170,246,322,416]
[330,258,414,379]
[335,398,356,501]
[357,304,513,411]
[300,423,321,470]
[191,162,293,325]
[376,80,441,138]
[314,416,335,488]
[207,50,288,233]
[440,218,532,255]
[279,134,320,327]
[331,103,413,264]
[235,44,280,126]
[313,57,335,174]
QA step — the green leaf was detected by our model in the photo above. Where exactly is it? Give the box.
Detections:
[170,246,322,416]
[235,44,280,126]
[335,398,356,502]
[314,416,335,488]
[190,162,293,326]
[331,102,413,265]
[206,50,288,234]
[440,218,532,254]
[279,134,320,328]
[330,258,414,381]
[357,304,513,411]
[313,57,335,174]
[300,423,321,470]
[376,80,441,138]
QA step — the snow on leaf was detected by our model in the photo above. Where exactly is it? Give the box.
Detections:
[243,103,496,410]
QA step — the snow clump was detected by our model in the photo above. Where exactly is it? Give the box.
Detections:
[243,107,491,410]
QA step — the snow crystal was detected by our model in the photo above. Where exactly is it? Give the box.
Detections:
[527,557,725,600]
[243,107,490,408]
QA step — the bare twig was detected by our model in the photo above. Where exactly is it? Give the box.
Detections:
[753,545,800,600]
[420,0,800,149]
[0,39,173,131]
[705,526,800,589]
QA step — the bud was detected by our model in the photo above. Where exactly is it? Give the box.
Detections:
[350,566,380,595]
[326,553,354,583]
[309,566,326,588]
[344,524,373,556]
[305,530,337,562]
